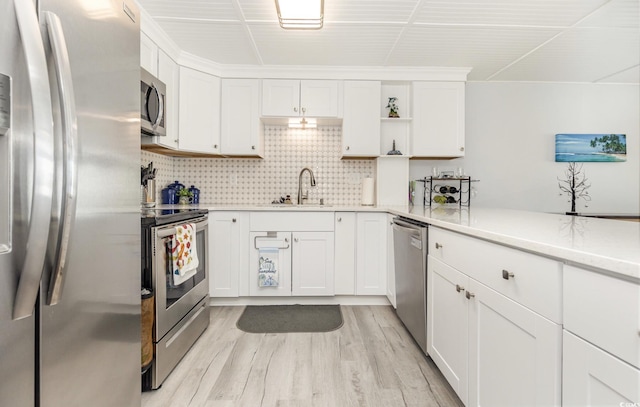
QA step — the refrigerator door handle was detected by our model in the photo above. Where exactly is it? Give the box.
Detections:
[12,0,55,320]
[42,12,79,306]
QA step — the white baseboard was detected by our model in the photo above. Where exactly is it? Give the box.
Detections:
[209,295,392,307]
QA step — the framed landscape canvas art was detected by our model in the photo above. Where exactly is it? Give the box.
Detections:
[555,134,627,162]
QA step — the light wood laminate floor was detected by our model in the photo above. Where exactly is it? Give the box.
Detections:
[142,305,464,407]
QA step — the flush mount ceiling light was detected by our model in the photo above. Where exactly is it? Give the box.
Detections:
[275,0,324,30]
[288,117,317,129]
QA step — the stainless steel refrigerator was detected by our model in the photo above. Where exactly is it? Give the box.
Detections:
[0,0,141,406]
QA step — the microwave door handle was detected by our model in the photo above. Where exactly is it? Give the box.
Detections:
[12,0,55,319]
[144,86,151,123]
[152,83,163,130]
[42,12,79,306]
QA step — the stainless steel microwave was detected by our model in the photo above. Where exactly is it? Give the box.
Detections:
[141,68,166,136]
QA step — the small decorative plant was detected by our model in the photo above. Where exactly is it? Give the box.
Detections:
[558,162,591,215]
[386,97,399,118]
[177,188,193,197]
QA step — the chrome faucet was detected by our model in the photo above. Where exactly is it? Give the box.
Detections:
[297,167,316,204]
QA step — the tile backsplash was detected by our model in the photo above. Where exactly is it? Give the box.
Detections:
[142,126,375,205]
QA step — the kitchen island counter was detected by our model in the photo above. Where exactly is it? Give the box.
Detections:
[387,206,640,280]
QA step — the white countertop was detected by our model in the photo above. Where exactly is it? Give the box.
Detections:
[387,205,640,281]
[154,203,640,280]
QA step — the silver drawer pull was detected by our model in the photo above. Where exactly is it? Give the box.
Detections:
[456,284,465,293]
[502,269,515,280]
[465,291,475,300]
[435,242,443,249]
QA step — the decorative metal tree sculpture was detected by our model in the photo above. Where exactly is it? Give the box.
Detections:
[558,162,591,215]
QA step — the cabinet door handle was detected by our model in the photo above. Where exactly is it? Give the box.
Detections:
[456,284,465,293]
[465,291,475,300]
[345,146,350,151]
[293,107,298,113]
[435,242,443,249]
[460,146,465,152]
[337,217,342,222]
[302,107,306,114]
[251,145,255,150]
[502,269,515,280]
[214,144,218,149]
[232,218,236,223]
[294,238,299,243]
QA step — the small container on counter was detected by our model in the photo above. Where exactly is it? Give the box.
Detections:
[161,181,185,204]
[188,185,200,204]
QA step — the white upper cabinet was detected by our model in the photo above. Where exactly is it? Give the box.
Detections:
[342,81,380,157]
[178,67,221,154]
[140,32,158,76]
[300,80,341,117]
[262,79,299,117]
[412,82,465,157]
[156,50,179,150]
[262,79,340,117]
[220,79,263,157]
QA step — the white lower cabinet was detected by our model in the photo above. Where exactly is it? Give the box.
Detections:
[291,232,334,296]
[355,213,387,295]
[249,231,334,296]
[385,213,396,307]
[250,232,293,297]
[209,212,247,297]
[563,330,640,406]
[562,264,640,406]
[428,257,469,402]
[334,212,356,295]
[467,278,562,407]
[428,227,562,407]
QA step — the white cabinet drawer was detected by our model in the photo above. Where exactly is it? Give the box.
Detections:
[250,212,334,231]
[564,265,640,369]
[429,227,562,323]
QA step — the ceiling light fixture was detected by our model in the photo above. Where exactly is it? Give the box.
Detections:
[288,117,317,129]
[275,0,323,30]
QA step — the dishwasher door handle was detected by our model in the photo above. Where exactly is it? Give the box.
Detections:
[392,218,425,234]
[410,236,422,250]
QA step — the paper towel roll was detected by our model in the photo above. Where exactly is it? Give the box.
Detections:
[361,177,375,206]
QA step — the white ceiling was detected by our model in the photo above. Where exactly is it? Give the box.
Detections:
[137,0,639,83]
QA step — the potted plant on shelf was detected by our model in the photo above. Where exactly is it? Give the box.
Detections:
[177,187,193,205]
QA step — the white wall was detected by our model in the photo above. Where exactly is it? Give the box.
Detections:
[411,82,639,214]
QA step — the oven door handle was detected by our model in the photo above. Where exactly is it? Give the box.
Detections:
[156,219,207,238]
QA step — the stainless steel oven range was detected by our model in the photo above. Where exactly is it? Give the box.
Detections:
[141,208,210,390]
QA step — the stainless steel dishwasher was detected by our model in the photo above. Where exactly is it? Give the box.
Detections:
[392,216,428,354]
